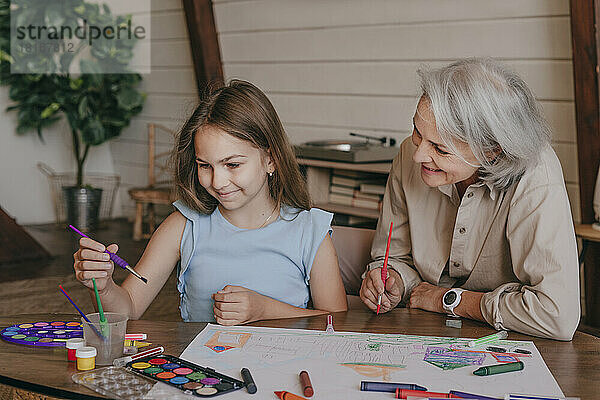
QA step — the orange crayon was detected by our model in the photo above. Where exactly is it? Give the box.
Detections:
[274,391,309,400]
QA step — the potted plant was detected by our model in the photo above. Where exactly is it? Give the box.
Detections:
[0,0,145,230]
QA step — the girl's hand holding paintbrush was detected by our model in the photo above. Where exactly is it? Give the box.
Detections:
[73,237,118,293]
[359,268,404,313]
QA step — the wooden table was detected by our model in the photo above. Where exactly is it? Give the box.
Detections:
[0,310,598,399]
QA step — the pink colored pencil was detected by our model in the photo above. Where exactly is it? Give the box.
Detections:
[377,221,393,315]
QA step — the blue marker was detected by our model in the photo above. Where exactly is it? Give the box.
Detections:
[360,381,427,392]
[450,390,502,400]
[506,395,567,400]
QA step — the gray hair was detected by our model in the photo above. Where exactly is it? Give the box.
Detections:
[417,57,551,190]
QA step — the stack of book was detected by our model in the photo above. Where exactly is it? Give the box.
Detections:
[328,169,387,211]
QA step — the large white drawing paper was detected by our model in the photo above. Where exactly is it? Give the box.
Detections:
[173,324,563,399]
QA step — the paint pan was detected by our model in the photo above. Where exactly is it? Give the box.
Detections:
[1,321,83,347]
[126,354,245,397]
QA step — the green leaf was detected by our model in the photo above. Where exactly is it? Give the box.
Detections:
[116,87,143,110]
[0,49,13,63]
[41,102,60,118]
[77,96,90,119]
[81,118,105,145]
[70,78,83,90]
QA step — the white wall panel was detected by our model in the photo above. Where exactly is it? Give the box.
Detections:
[225,60,573,101]
[216,0,579,221]
[220,18,572,63]
[214,0,568,32]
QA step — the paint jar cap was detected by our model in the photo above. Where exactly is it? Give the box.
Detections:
[76,346,97,358]
[66,338,86,349]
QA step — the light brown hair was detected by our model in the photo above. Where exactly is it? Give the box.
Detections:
[173,80,311,214]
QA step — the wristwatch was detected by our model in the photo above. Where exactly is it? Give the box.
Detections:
[442,288,465,317]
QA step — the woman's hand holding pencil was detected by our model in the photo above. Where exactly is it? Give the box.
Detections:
[359,221,404,314]
[359,268,404,313]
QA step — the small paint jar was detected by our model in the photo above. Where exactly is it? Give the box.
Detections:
[66,338,85,362]
[76,346,97,371]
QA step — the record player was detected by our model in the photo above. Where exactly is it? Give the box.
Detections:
[294,133,399,163]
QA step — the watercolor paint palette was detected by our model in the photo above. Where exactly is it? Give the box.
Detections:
[126,354,245,397]
[1,321,83,347]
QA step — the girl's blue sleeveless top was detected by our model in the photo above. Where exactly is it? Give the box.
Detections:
[173,200,333,322]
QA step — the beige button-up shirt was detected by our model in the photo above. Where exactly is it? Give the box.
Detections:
[368,138,580,340]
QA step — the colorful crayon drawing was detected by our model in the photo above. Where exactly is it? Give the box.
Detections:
[204,331,251,353]
[169,324,563,400]
[423,346,486,370]
[492,353,519,363]
[340,362,405,380]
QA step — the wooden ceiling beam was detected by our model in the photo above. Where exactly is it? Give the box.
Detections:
[182,0,224,94]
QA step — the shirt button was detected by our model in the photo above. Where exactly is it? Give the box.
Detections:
[453,261,460,268]
[459,227,466,234]
[467,192,474,198]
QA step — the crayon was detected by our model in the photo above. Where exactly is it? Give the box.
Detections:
[486,346,507,353]
[299,370,313,397]
[473,361,524,376]
[241,368,257,394]
[396,389,458,399]
[449,390,502,400]
[468,331,508,347]
[513,349,532,355]
[274,391,308,400]
[361,381,428,392]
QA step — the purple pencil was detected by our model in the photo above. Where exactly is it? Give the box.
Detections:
[68,225,147,284]
[58,285,104,340]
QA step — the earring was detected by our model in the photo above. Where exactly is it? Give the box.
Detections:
[268,171,273,177]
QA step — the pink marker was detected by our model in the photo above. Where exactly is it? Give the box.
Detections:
[125,333,147,340]
[326,315,335,334]
[112,346,165,367]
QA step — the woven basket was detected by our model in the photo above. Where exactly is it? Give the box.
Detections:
[38,162,120,224]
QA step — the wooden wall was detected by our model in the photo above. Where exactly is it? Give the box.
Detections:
[111,0,580,223]
[215,0,580,222]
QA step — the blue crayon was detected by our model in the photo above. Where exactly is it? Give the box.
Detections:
[360,381,427,392]
[450,390,502,400]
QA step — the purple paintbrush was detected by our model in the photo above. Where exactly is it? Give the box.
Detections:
[68,225,148,284]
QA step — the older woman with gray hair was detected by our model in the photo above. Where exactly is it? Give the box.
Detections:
[360,57,580,340]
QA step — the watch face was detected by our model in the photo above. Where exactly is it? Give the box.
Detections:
[444,291,457,305]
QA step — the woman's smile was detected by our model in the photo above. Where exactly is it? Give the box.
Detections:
[421,164,442,174]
